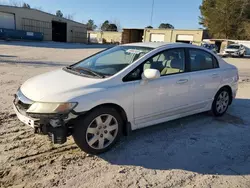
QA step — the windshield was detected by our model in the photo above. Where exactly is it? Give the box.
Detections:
[70,46,153,77]
[227,45,240,49]
[202,44,214,49]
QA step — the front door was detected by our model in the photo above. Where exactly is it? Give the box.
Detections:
[126,48,191,128]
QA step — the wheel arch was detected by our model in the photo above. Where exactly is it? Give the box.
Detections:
[81,103,130,136]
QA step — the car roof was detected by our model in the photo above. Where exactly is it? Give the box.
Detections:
[122,42,195,49]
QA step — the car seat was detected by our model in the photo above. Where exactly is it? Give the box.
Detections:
[143,55,166,73]
[161,53,183,75]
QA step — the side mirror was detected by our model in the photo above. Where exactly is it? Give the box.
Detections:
[142,69,161,81]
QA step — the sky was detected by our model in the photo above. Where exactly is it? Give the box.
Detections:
[1,0,203,29]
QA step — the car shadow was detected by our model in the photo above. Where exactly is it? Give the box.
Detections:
[0,59,69,67]
[100,98,250,175]
[0,54,17,58]
[241,55,250,59]
[224,55,250,59]
[0,40,115,49]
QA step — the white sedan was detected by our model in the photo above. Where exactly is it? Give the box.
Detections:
[13,42,238,154]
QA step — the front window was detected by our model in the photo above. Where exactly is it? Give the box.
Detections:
[123,48,185,82]
[144,48,185,75]
[227,45,240,49]
[68,46,153,77]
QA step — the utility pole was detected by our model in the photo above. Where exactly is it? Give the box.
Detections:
[150,0,155,26]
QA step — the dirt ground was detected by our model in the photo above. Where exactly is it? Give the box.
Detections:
[1,41,250,188]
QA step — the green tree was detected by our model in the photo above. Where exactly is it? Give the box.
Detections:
[101,20,110,31]
[106,23,118,31]
[86,19,97,31]
[56,10,63,18]
[159,23,174,29]
[100,21,118,31]
[200,0,250,39]
[146,26,153,28]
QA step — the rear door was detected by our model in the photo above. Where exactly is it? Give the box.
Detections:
[187,48,221,110]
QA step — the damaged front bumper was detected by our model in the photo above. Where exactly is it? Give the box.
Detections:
[13,102,79,144]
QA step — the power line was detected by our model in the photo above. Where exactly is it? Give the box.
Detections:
[150,0,155,26]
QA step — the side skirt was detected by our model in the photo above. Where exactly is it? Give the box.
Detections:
[134,104,211,130]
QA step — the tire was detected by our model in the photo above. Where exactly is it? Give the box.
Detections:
[211,88,230,117]
[72,106,123,154]
[241,52,245,57]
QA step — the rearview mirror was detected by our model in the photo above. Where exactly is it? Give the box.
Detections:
[142,69,160,80]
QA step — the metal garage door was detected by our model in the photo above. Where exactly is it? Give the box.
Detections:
[150,34,165,42]
[177,35,194,42]
[89,33,98,43]
[0,12,15,29]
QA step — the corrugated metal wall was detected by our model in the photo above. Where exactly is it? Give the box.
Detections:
[71,26,87,43]
[0,6,88,43]
[22,18,51,40]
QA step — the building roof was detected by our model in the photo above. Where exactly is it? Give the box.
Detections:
[145,28,205,31]
[0,5,85,26]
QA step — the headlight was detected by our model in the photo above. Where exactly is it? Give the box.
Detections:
[27,102,77,114]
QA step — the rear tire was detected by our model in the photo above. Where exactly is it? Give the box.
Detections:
[72,106,123,154]
[211,88,230,117]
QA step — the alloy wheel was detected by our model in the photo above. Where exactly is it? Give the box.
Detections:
[216,91,229,114]
[86,114,118,150]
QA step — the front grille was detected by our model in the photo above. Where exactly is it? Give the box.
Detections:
[226,51,235,54]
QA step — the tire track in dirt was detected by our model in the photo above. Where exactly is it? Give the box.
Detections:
[16,144,79,161]
[0,112,90,188]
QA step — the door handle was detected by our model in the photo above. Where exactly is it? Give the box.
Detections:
[211,73,219,78]
[176,79,188,84]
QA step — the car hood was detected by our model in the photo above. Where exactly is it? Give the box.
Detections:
[20,69,107,102]
[225,48,239,52]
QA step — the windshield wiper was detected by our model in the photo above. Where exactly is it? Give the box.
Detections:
[70,67,105,78]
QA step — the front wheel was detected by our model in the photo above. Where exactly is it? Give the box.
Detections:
[72,106,123,154]
[211,88,230,117]
[241,52,245,57]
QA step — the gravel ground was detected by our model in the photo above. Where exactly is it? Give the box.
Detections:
[0,41,250,188]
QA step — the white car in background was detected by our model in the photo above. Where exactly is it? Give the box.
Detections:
[222,44,246,57]
[13,42,239,154]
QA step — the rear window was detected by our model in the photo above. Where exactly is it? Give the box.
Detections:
[189,49,219,71]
